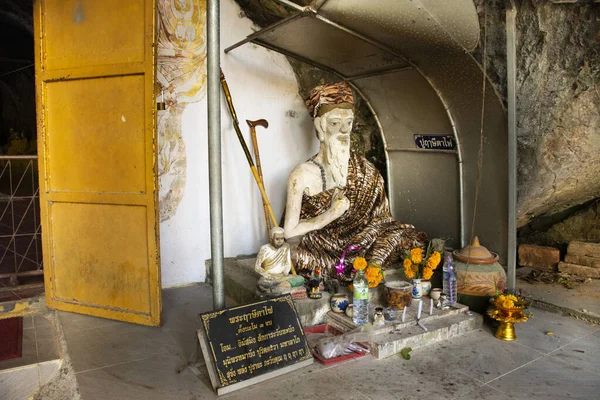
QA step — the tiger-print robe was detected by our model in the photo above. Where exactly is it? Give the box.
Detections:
[290,154,427,282]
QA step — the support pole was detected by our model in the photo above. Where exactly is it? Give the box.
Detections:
[207,0,225,309]
[506,0,517,291]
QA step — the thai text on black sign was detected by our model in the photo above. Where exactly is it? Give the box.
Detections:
[199,295,312,388]
[414,134,456,150]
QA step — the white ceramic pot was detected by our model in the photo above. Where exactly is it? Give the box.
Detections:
[345,304,354,318]
[412,278,423,300]
[330,293,350,313]
[421,280,432,296]
[430,288,443,301]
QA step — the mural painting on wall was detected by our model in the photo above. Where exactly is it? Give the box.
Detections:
[157,0,207,221]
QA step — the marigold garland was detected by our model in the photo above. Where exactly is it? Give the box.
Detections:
[410,248,423,264]
[494,293,526,310]
[422,267,433,280]
[353,257,367,271]
[403,244,441,280]
[365,262,383,288]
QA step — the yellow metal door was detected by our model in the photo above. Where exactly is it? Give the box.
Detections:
[34,0,161,326]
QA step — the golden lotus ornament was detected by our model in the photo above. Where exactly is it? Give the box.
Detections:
[487,304,529,341]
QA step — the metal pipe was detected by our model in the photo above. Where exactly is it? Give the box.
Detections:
[273,0,305,12]
[309,0,330,11]
[224,12,306,54]
[207,0,225,310]
[0,270,44,279]
[253,39,348,79]
[506,0,517,291]
[349,65,413,81]
[312,13,413,67]
[0,156,38,160]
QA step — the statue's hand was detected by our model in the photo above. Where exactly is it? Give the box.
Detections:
[329,188,350,219]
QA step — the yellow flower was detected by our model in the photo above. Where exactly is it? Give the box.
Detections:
[426,251,441,270]
[403,258,412,270]
[365,265,383,288]
[365,266,379,278]
[502,299,515,309]
[404,268,415,279]
[506,294,518,302]
[410,248,423,264]
[422,267,434,280]
[353,257,367,271]
[368,273,382,288]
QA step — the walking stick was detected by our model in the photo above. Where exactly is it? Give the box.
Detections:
[247,119,272,237]
[220,69,279,228]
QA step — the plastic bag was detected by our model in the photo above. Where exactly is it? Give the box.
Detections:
[315,325,372,359]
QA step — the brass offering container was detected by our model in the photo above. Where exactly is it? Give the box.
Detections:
[487,305,529,341]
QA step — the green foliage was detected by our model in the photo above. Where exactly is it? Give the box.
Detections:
[400,347,412,360]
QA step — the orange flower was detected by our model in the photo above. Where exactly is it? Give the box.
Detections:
[368,275,382,288]
[426,251,441,270]
[410,248,423,264]
[353,257,367,271]
[403,258,412,270]
[422,267,434,280]
[501,299,515,309]
[404,267,415,279]
[365,266,383,288]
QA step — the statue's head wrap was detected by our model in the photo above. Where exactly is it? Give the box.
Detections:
[306,81,354,119]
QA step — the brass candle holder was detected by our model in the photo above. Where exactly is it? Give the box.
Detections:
[487,305,529,341]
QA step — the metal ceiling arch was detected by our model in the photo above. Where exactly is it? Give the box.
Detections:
[225,0,508,261]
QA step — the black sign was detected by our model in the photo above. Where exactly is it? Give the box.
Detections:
[414,134,456,150]
[198,295,312,388]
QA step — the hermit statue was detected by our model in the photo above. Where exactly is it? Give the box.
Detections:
[284,81,426,282]
[255,227,305,297]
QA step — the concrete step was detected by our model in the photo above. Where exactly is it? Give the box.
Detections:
[325,302,482,359]
[0,360,62,399]
[223,257,455,329]
[223,257,332,327]
[223,257,260,305]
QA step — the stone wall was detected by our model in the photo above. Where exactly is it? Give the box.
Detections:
[519,200,600,249]
[514,0,600,228]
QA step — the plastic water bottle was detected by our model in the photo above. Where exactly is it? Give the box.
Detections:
[443,255,457,306]
[352,269,369,325]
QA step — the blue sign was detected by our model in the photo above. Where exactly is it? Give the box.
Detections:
[414,135,456,151]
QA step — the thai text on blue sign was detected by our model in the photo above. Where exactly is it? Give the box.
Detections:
[414,135,456,150]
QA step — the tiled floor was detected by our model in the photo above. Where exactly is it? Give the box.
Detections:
[56,283,600,400]
[0,314,61,372]
[0,314,62,400]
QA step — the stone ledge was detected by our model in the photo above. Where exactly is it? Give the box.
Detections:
[325,302,481,359]
[564,254,600,269]
[224,257,412,327]
[567,241,600,259]
[558,262,600,279]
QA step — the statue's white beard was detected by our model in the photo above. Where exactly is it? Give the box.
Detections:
[325,137,350,187]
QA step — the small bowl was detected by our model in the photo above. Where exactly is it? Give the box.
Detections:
[430,288,442,301]
[345,304,354,318]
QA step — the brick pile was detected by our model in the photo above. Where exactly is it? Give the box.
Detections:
[558,241,600,279]
[518,244,560,271]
